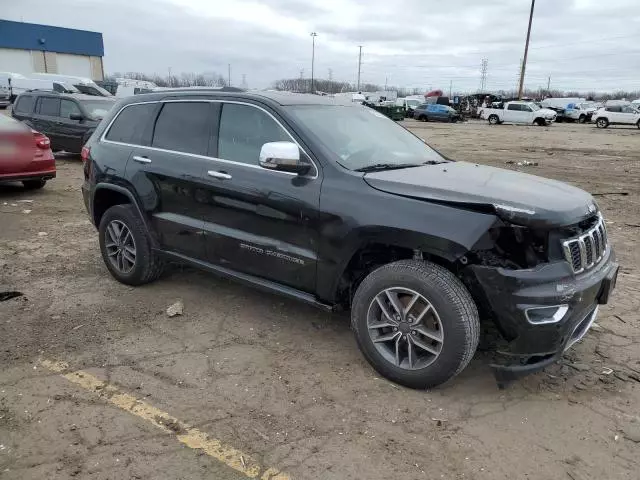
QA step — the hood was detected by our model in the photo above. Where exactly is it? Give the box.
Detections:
[538,108,556,117]
[363,162,596,227]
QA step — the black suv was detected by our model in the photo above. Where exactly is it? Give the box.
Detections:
[81,90,619,388]
[12,91,115,153]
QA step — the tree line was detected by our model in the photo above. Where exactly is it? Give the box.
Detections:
[104,71,228,88]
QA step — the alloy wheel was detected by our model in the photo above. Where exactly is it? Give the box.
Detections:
[104,220,137,274]
[367,287,444,370]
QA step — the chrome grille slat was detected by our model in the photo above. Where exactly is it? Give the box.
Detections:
[562,214,608,274]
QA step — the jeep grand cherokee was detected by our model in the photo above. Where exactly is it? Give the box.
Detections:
[81,90,618,388]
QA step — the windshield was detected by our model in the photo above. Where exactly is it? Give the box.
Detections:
[80,100,115,119]
[287,105,446,171]
[406,99,421,107]
[529,103,541,111]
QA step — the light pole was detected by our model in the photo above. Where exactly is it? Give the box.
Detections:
[518,0,535,99]
[310,32,317,94]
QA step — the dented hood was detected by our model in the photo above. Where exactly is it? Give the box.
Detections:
[363,161,595,227]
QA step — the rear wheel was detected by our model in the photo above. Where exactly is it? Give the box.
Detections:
[578,115,586,123]
[23,179,46,190]
[419,115,428,122]
[98,204,163,285]
[488,114,499,125]
[596,118,609,128]
[351,260,480,389]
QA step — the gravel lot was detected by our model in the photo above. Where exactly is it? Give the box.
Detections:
[1,118,639,479]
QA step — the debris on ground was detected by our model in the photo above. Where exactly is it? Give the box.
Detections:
[621,424,640,443]
[22,209,32,214]
[601,367,613,375]
[518,161,538,166]
[592,191,629,197]
[569,363,590,372]
[166,300,184,317]
[37,232,48,237]
[0,291,24,302]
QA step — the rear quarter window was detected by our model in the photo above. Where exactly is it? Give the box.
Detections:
[14,95,35,114]
[104,103,157,145]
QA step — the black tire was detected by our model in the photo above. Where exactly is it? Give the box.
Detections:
[534,118,546,126]
[98,204,163,286]
[596,118,609,128]
[488,114,499,125]
[351,260,480,389]
[578,115,586,124]
[636,120,640,129]
[22,179,46,190]
[419,115,427,122]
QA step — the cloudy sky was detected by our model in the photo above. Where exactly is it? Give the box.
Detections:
[4,0,640,92]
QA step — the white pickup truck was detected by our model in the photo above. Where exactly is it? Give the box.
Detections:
[480,101,556,126]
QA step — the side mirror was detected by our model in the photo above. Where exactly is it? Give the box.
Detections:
[259,141,311,175]
[70,113,84,121]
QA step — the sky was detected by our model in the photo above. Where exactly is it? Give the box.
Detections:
[3,0,640,93]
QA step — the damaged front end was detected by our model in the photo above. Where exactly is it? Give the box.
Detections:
[457,210,619,387]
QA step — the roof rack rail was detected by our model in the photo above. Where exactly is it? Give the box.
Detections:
[24,88,61,93]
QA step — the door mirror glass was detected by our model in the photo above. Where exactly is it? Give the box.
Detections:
[70,113,84,121]
[259,141,310,174]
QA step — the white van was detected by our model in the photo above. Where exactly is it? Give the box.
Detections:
[0,72,78,102]
[29,73,112,97]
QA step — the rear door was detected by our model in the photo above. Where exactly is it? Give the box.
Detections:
[58,99,88,152]
[11,95,36,124]
[124,100,216,260]
[33,96,61,148]
[200,101,321,292]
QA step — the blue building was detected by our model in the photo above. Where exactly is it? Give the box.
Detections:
[0,20,104,80]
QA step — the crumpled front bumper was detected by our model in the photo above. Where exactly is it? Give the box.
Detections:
[467,247,618,386]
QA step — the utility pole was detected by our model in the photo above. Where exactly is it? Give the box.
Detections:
[241,74,247,89]
[449,79,453,98]
[384,76,388,91]
[328,68,333,82]
[300,68,304,79]
[310,32,317,94]
[357,46,362,91]
[518,0,536,99]
[168,67,172,87]
[547,75,551,93]
[479,58,488,91]
[228,64,231,87]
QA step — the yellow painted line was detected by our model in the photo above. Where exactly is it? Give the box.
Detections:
[40,359,290,480]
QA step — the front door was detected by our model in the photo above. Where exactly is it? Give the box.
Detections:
[123,101,217,260]
[201,101,321,293]
[58,99,88,152]
[619,105,639,125]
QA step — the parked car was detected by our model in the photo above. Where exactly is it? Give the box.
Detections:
[413,103,461,122]
[563,102,598,123]
[592,105,640,128]
[29,73,113,97]
[482,101,556,126]
[0,72,78,102]
[11,91,116,153]
[81,90,618,389]
[395,97,423,117]
[0,115,55,189]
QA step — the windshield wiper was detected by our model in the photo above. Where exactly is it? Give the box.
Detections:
[354,163,423,173]
[421,159,448,165]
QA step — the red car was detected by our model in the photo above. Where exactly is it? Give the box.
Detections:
[0,115,55,189]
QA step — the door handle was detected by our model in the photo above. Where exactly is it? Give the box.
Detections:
[207,170,232,180]
[133,155,151,164]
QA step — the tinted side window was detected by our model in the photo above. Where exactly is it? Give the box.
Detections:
[507,104,521,111]
[152,102,211,155]
[606,106,621,112]
[105,103,156,145]
[60,100,82,119]
[14,95,35,114]
[37,97,61,116]
[218,103,290,165]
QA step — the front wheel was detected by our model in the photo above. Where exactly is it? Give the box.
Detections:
[578,115,586,124]
[351,260,480,389]
[98,204,163,285]
[488,114,499,125]
[596,118,609,128]
[636,120,640,129]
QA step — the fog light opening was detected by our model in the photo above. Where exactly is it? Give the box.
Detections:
[525,305,569,325]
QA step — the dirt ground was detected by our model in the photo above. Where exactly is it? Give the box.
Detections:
[1,118,639,480]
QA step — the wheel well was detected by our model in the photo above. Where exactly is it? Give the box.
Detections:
[335,243,456,308]
[93,188,131,226]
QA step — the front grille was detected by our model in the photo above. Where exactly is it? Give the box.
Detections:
[562,214,608,274]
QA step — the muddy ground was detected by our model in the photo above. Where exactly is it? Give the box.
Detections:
[1,119,639,480]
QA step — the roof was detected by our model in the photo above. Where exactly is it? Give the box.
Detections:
[20,91,116,102]
[133,89,358,106]
[0,20,104,57]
